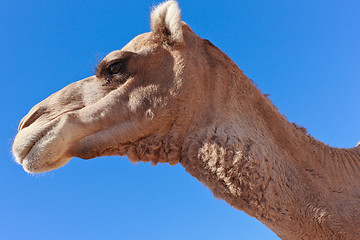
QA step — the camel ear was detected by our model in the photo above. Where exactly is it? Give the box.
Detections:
[150,1,183,44]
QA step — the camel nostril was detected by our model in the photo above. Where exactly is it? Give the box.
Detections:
[18,106,46,131]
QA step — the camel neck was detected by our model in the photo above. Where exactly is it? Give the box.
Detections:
[179,112,360,239]
[178,58,360,239]
[179,116,303,238]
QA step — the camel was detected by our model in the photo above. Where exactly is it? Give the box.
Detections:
[12,1,360,239]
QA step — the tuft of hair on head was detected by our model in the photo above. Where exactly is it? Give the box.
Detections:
[150,1,183,44]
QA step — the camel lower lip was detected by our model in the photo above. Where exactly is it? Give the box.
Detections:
[22,156,69,173]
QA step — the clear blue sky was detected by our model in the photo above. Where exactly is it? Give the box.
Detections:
[1,0,359,239]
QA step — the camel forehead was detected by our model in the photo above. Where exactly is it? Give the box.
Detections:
[103,32,157,62]
[122,32,157,51]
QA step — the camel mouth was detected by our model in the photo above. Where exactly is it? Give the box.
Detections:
[12,118,70,173]
[15,123,56,164]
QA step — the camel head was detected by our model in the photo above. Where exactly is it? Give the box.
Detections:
[13,1,228,173]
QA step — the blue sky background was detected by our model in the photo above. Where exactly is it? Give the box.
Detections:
[1,0,359,239]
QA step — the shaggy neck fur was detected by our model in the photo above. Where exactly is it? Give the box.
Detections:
[177,42,360,239]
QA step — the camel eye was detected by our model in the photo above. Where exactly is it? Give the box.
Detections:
[109,62,123,74]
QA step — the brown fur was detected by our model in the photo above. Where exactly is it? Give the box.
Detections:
[12,1,360,239]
